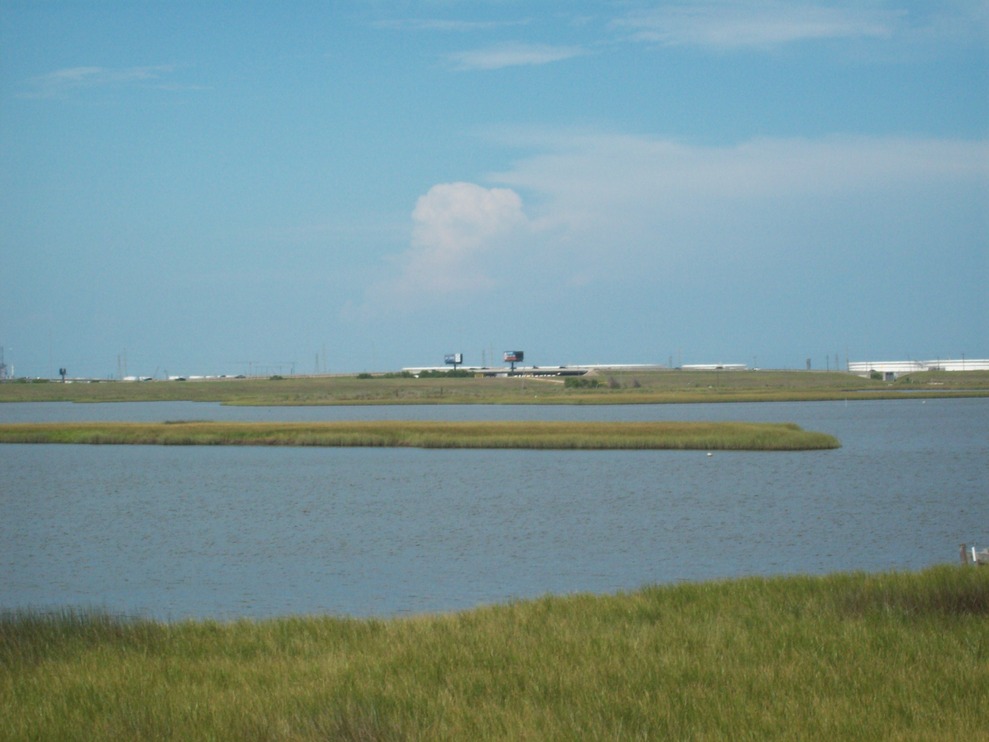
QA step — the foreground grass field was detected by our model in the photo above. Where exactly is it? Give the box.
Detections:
[1,369,987,406]
[0,420,840,450]
[2,567,986,740]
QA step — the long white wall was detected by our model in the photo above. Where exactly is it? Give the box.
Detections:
[849,359,989,376]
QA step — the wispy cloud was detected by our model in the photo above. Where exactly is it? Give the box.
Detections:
[447,42,585,71]
[374,18,529,33]
[482,129,989,284]
[22,65,194,99]
[490,130,989,220]
[613,1,900,49]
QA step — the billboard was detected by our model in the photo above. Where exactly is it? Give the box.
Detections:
[444,353,463,365]
[503,351,524,363]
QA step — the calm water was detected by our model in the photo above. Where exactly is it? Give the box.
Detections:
[1,398,987,619]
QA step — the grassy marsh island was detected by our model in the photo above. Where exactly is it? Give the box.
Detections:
[0,420,839,450]
[1,368,987,406]
[2,567,987,740]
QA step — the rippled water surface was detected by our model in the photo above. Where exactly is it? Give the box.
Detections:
[2,398,986,619]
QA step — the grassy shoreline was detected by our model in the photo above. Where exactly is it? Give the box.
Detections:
[0,420,840,450]
[1,369,987,406]
[3,567,986,740]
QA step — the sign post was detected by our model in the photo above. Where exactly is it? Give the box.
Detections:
[503,351,523,373]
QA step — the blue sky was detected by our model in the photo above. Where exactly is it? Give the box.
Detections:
[1,1,986,378]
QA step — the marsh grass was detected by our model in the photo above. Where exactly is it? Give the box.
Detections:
[0,420,840,450]
[2,567,986,740]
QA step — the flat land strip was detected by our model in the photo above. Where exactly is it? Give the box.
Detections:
[0,420,839,450]
[1,369,987,406]
[2,567,986,740]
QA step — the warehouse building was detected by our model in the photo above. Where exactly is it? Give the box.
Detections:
[848,358,989,380]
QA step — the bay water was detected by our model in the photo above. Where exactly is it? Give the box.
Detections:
[1,398,986,619]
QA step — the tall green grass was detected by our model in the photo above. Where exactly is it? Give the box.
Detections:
[0,420,840,450]
[2,567,986,740]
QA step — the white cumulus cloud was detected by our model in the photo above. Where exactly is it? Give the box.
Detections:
[412,181,526,255]
[361,182,528,310]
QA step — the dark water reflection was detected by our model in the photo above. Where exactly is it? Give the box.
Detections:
[1,398,986,619]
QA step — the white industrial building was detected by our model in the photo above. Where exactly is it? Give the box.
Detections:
[849,358,989,380]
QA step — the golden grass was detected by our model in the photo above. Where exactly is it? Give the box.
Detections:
[0,420,840,450]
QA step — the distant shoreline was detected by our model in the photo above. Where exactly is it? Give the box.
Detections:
[1,368,986,406]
